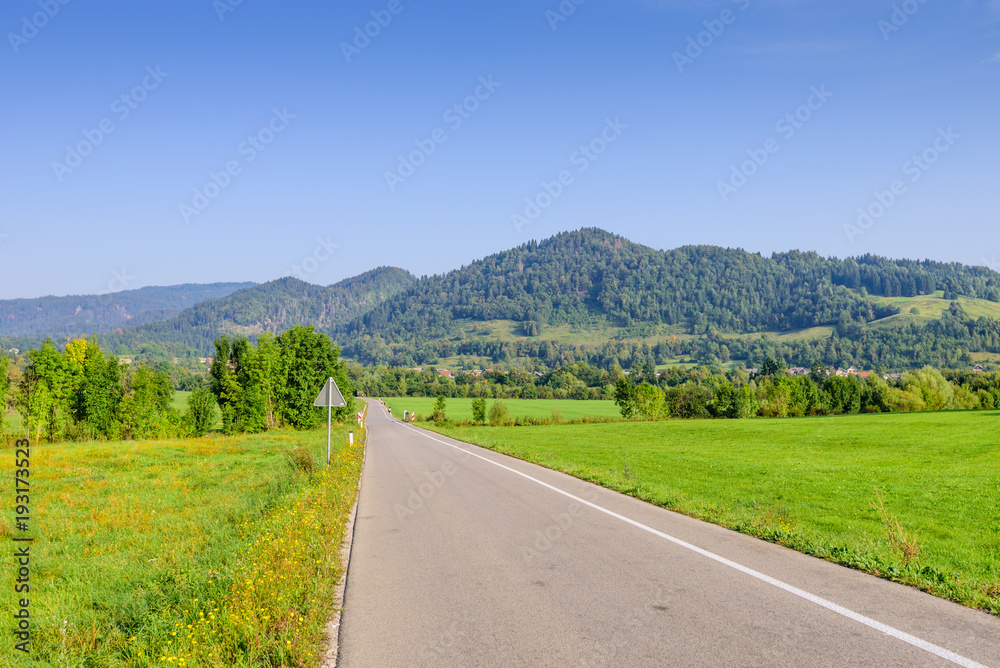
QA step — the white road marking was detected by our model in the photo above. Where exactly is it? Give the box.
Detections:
[378,405,988,668]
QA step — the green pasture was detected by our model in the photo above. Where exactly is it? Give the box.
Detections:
[382,397,620,422]
[1,424,364,666]
[432,409,1000,614]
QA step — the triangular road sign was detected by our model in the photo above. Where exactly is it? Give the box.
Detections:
[313,377,348,408]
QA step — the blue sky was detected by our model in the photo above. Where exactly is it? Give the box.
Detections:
[1,0,998,299]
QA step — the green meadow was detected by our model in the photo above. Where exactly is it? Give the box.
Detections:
[382,396,621,422]
[2,421,364,667]
[432,409,1000,614]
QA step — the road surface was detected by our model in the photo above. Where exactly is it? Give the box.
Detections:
[338,401,1000,667]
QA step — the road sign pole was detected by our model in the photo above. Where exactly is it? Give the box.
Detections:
[313,376,347,468]
[327,376,332,467]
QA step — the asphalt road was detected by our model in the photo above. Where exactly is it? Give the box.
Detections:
[338,401,1000,667]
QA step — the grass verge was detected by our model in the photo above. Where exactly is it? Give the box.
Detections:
[428,410,1000,616]
[2,423,364,667]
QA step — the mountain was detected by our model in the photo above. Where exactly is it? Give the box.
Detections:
[0,282,254,339]
[103,267,416,354]
[333,229,1000,370]
[10,230,999,371]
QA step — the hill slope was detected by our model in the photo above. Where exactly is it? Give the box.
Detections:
[342,228,999,337]
[334,228,1000,369]
[0,282,254,338]
[104,267,416,353]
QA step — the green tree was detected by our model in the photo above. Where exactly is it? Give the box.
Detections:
[431,395,447,422]
[186,387,217,437]
[278,326,353,429]
[471,396,487,424]
[614,377,637,419]
[117,365,175,440]
[488,400,510,426]
[74,343,124,439]
[634,382,667,420]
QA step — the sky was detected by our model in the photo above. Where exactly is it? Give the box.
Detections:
[1,0,998,299]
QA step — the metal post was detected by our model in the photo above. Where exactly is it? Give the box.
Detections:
[327,376,332,467]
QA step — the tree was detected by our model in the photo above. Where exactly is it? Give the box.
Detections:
[432,395,447,422]
[488,400,510,426]
[471,397,487,424]
[614,377,637,419]
[75,342,123,438]
[117,365,175,440]
[823,376,861,414]
[186,387,217,437]
[633,382,667,420]
[278,326,353,429]
[760,356,784,377]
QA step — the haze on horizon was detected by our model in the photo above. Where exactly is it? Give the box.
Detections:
[2,0,999,300]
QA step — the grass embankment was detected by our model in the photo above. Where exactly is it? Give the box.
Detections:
[432,410,1000,614]
[2,418,365,667]
[382,397,620,422]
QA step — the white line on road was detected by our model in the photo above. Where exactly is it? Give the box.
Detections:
[380,405,988,668]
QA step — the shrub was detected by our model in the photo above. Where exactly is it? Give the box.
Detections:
[186,387,217,437]
[431,395,447,422]
[471,397,487,424]
[488,400,510,426]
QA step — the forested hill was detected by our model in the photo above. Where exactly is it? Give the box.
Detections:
[0,282,254,338]
[103,266,416,353]
[342,228,1000,344]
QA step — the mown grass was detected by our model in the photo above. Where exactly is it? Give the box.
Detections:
[382,397,620,422]
[2,415,365,667]
[431,410,1000,615]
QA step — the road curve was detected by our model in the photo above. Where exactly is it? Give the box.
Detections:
[338,401,1000,667]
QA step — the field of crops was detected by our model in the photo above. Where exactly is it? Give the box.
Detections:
[381,396,620,422]
[1,423,363,667]
[432,409,1000,614]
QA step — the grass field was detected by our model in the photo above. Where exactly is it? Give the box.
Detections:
[381,397,621,422]
[2,419,365,667]
[431,410,1000,614]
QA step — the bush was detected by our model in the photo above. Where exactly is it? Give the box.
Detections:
[186,387,217,437]
[471,397,487,424]
[431,395,447,422]
[488,400,510,426]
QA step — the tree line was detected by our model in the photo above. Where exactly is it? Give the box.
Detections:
[612,360,1000,421]
[0,326,352,444]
